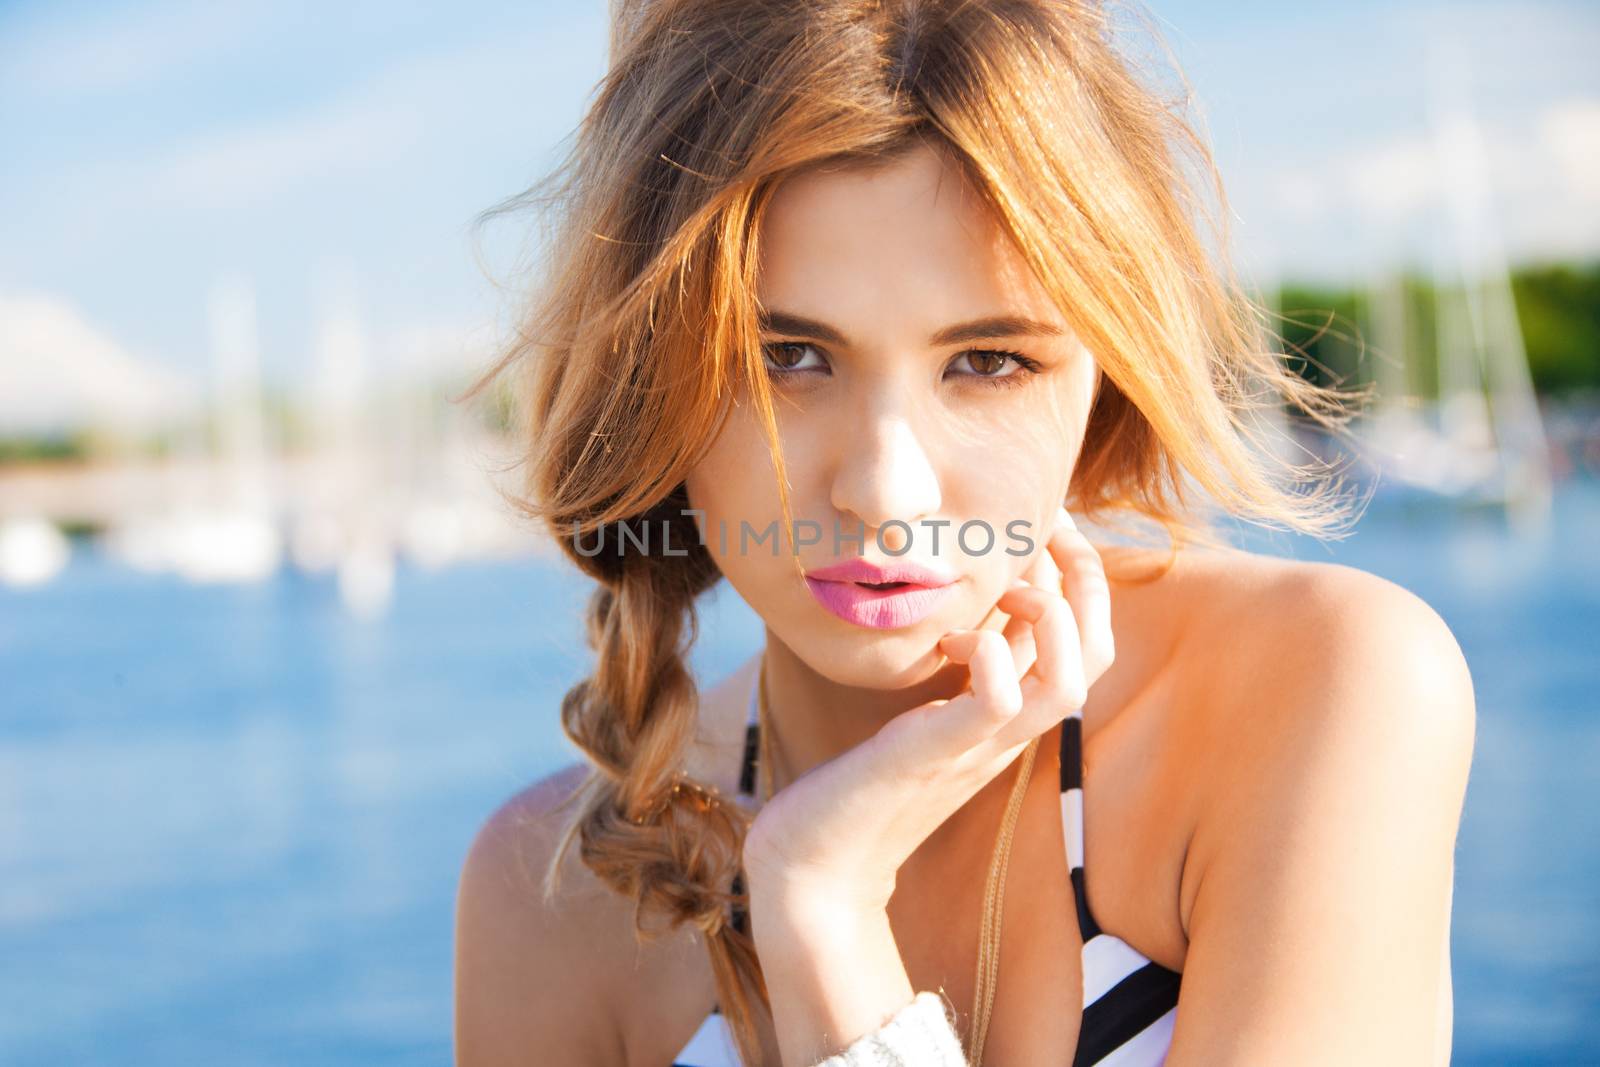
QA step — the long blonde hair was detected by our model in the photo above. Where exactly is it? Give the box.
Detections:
[461,1,1368,1061]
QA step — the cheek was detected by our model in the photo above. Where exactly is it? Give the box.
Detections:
[945,412,1076,519]
[685,421,784,579]
[937,419,1079,591]
[944,473,1054,587]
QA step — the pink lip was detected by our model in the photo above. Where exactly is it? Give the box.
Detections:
[804,558,957,586]
[802,558,959,630]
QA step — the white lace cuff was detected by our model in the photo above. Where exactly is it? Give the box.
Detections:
[810,990,969,1067]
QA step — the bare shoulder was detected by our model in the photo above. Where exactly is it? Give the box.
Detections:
[1158,545,1476,1062]
[1176,543,1476,735]
[1161,543,1477,808]
[453,764,644,1066]
[454,744,738,1067]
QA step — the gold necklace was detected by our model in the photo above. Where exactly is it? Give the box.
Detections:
[754,654,1039,1065]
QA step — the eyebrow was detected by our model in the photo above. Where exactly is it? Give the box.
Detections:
[758,309,1065,347]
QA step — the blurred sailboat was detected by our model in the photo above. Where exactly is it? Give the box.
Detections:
[1355,38,1553,534]
[104,276,284,582]
[389,324,534,569]
[0,516,70,588]
[288,273,396,618]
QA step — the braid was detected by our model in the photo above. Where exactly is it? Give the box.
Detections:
[543,486,771,1066]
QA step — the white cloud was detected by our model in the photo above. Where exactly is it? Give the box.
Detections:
[1344,137,1439,221]
[1244,95,1600,276]
[0,293,201,433]
[1540,99,1600,205]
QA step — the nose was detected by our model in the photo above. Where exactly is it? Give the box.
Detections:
[828,401,943,548]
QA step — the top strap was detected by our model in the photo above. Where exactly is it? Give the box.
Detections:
[738,670,760,798]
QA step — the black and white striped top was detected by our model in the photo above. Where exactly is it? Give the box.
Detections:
[672,676,1182,1066]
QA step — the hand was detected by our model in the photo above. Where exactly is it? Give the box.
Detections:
[742,506,1117,908]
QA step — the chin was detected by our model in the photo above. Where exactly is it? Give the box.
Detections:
[773,607,965,689]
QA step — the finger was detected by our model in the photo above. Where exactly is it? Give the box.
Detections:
[1000,534,1061,675]
[967,627,1027,731]
[994,583,1086,736]
[998,578,1039,678]
[929,628,1024,750]
[965,570,1036,681]
[1044,508,1115,679]
[938,627,983,664]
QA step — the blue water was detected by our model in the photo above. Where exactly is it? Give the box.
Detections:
[2,479,1597,1065]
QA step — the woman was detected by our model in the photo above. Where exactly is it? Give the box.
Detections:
[454,1,1476,1064]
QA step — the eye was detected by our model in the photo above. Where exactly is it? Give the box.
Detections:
[761,341,829,378]
[759,341,1044,391]
[946,349,1043,389]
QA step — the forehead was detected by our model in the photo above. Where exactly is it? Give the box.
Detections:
[755,143,1065,335]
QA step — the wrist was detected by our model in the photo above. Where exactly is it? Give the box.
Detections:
[746,876,891,959]
[742,877,917,1065]
[743,851,898,918]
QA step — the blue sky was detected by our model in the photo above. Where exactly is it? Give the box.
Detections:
[2,0,1596,397]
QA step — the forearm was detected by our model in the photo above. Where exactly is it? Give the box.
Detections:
[747,878,920,1065]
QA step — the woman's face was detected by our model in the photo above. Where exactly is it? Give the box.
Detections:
[685,140,1099,687]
